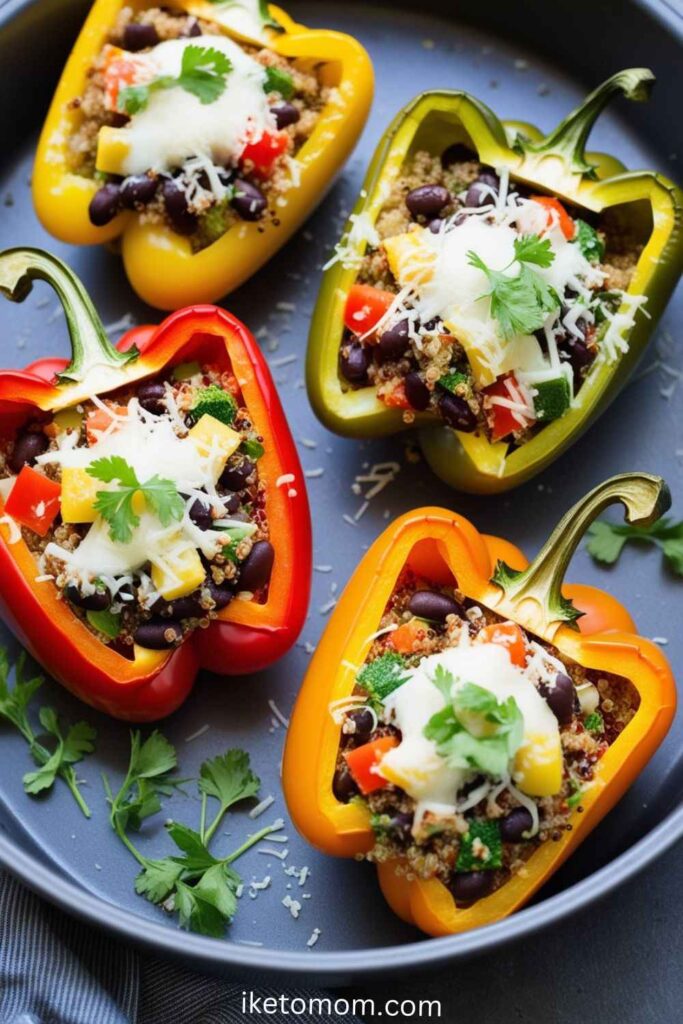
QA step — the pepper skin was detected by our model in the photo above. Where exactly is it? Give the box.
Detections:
[0,248,311,721]
[307,70,683,493]
[283,473,676,936]
[33,1,374,310]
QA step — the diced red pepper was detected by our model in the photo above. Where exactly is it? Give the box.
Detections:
[380,381,411,410]
[102,45,152,113]
[86,404,128,445]
[388,616,426,654]
[477,621,527,667]
[530,195,575,240]
[5,466,61,537]
[483,375,531,441]
[241,130,290,177]
[344,284,395,338]
[344,735,399,795]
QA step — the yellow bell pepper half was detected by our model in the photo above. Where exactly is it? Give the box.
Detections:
[33,1,374,309]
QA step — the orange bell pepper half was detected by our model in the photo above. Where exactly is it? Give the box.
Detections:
[283,473,676,936]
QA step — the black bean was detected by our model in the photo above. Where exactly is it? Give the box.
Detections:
[404,372,431,411]
[562,336,594,390]
[137,379,166,414]
[441,142,476,167]
[89,184,121,226]
[500,807,534,842]
[333,765,358,803]
[224,493,241,515]
[123,21,160,50]
[239,540,274,592]
[120,174,158,209]
[340,341,369,384]
[188,498,213,531]
[108,636,135,660]
[134,619,183,649]
[231,178,267,222]
[408,590,460,622]
[220,458,255,492]
[9,429,48,473]
[162,178,198,235]
[428,218,444,234]
[465,172,499,208]
[450,870,495,905]
[208,580,233,610]
[182,16,202,37]
[65,585,110,612]
[272,101,300,129]
[406,184,450,219]
[439,392,477,431]
[389,812,414,841]
[163,594,206,620]
[345,708,375,745]
[539,672,575,725]
[378,319,410,362]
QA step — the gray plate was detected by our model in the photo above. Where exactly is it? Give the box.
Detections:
[0,0,681,983]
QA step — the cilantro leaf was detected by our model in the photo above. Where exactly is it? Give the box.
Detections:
[88,455,139,488]
[107,730,178,833]
[430,665,455,702]
[263,65,294,99]
[424,681,524,777]
[135,857,184,903]
[575,219,605,263]
[587,516,683,576]
[138,475,185,526]
[88,457,183,542]
[167,822,219,871]
[199,749,261,843]
[513,234,555,268]
[174,868,239,937]
[118,45,232,115]
[468,234,561,340]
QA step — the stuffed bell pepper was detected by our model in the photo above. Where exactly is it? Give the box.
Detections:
[283,473,676,936]
[0,248,311,721]
[309,69,683,493]
[33,0,373,309]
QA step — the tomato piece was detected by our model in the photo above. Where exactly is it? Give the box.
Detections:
[380,381,411,410]
[86,404,128,445]
[483,375,532,441]
[5,466,61,537]
[530,195,575,240]
[344,735,399,795]
[344,284,395,338]
[389,617,427,654]
[241,130,290,177]
[102,45,152,113]
[477,621,527,667]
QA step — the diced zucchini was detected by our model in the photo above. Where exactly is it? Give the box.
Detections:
[533,376,571,422]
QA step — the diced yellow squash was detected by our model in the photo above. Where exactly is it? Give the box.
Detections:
[188,414,241,479]
[513,734,563,797]
[383,228,435,287]
[151,543,205,601]
[53,407,83,434]
[96,127,130,177]
[60,467,100,523]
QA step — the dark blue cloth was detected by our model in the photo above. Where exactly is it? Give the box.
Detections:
[0,872,362,1024]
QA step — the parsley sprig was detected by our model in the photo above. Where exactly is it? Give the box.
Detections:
[88,456,184,543]
[105,732,277,936]
[0,649,96,816]
[118,45,233,116]
[587,516,683,576]
[423,670,524,777]
[468,233,561,339]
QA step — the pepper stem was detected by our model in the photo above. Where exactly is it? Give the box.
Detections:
[519,69,655,177]
[0,247,138,384]
[491,473,670,634]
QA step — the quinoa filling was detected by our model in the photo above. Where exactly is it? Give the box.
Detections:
[68,5,328,251]
[335,146,647,445]
[0,364,274,656]
[332,568,639,906]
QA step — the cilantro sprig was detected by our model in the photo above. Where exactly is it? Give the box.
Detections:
[423,671,524,777]
[586,516,683,576]
[88,455,184,543]
[468,233,561,340]
[118,45,233,116]
[0,648,96,816]
[105,732,277,936]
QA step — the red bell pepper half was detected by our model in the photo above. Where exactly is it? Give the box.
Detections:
[0,248,311,721]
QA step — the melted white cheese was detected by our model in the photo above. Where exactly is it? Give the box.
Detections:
[117,36,273,175]
[378,644,559,823]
